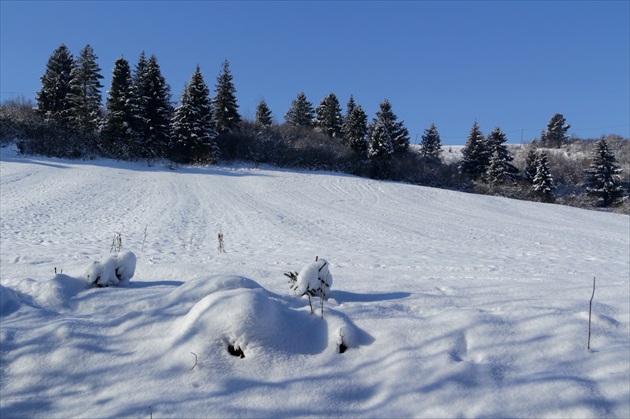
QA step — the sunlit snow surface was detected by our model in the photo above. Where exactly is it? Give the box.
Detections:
[1,145,628,418]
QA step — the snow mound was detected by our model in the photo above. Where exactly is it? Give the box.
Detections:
[0,284,21,316]
[292,258,333,298]
[11,274,88,310]
[84,251,137,287]
[170,274,368,358]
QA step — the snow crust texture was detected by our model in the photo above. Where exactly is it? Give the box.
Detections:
[1,147,628,418]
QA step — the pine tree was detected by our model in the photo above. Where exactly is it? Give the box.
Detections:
[255,99,273,127]
[68,44,104,132]
[419,123,442,162]
[284,92,314,127]
[131,53,172,159]
[170,65,218,164]
[459,121,489,179]
[532,150,555,201]
[484,127,518,184]
[583,138,624,207]
[213,60,241,134]
[367,120,393,179]
[374,99,409,153]
[36,44,75,124]
[314,93,343,138]
[524,147,538,183]
[102,57,135,156]
[345,104,368,154]
[540,113,571,148]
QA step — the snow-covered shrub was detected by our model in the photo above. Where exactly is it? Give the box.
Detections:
[85,251,137,287]
[286,257,333,301]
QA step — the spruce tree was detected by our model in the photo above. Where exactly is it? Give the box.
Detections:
[314,93,343,138]
[484,127,518,184]
[540,113,571,148]
[213,60,241,134]
[419,123,442,162]
[284,92,314,127]
[367,120,393,178]
[255,99,273,127]
[524,147,538,183]
[532,150,555,201]
[36,44,75,124]
[584,138,624,207]
[170,65,218,164]
[374,99,409,153]
[102,57,135,156]
[459,121,489,179]
[345,104,368,154]
[68,44,104,132]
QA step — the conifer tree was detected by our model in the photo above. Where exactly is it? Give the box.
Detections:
[314,93,343,138]
[540,113,571,148]
[255,99,273,127]
[367,119,393,178]
[68,44,104,132]
[459,121,489,179]
[345,104,368,154]
[36,44,75,124]
[484,127,518,184]
[102,57,135,156]
[419,123,442,162]
[524,147,538,183]
[213,60,241,134]
[374,99,409,153]
[583,138,624,207]
[532,150,555,201]
[284,92,314,127]
[170,65,218,164]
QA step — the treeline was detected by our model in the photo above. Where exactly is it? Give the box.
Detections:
[0,44,627,212]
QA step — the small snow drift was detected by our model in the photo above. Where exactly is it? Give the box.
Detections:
[287,257,333,299]
[85,251,137,287]
[169,275,368,359]
[0,284,21,316]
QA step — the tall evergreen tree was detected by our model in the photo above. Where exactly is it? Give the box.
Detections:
[255,99,273,127]
[284,92,314,127]
[68,44,104,132]
[170,65,218,163]
[524,147,538,183]
[484,127,518,184]
[213,60,241,134]
[374,99,409,153]
[314,93,343,138]
[583,138,624,207]
[532,150,555,201]
[36,44,75,124]
[345,104,368,154]
[459,121,490,179]
[540,113,571,148]
[419,123,442,162]
[131,53,172,159]
[367,119,393,179]
[102,57,135,156]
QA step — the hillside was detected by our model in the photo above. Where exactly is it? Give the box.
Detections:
[1,146,629,418]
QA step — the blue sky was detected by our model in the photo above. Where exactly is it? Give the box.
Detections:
[1,0,628,144]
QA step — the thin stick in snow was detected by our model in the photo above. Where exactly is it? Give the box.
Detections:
[191,352,198,370]
[588,277,596,351]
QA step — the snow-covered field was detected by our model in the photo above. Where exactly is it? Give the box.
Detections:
[1,145,628,418]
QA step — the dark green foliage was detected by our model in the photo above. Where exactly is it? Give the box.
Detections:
[213,60,241,134]
[524,147,538,183]
[367,120,393,179]
[419,123,442,162]
[541,113,571,148]
[485,127,518,184]
[68,44,104,132]
[315,93,343,139]
[374,99,409,153]
[102,57,135,156]
[345,104,368,154]
[284,92,314,127]
[170,65,218,164]
[459,121,489,179]
[36,44,75,125]
[584,139,624,206]
[532,150,555,201]
[255,99,273,127]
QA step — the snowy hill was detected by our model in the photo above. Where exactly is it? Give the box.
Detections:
[1,146,628,418]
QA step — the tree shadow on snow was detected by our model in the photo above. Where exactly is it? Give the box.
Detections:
[331,290,411,303]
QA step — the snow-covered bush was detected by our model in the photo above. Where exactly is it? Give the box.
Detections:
[286,257,333,300]
[85,251,137,287]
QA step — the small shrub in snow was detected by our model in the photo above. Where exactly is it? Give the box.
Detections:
[85,251,137,287]
[285,257,333,314]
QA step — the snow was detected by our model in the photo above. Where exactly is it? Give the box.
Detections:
[1,144,629,418]
[292,257,333,298]
[84,251,137,287]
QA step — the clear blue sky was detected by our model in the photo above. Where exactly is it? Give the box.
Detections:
[1,0,629,144]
